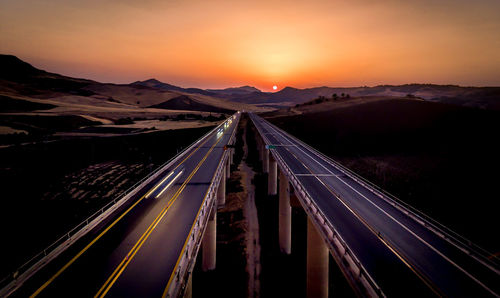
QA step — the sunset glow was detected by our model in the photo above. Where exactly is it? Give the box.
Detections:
[1,0,500,90]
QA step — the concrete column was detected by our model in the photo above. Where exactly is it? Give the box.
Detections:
[268,155,277,195]
[260,140,265,163]
[202,206,217,271]
[263,147,269,173]
[257,137,263,162]
[217,169,226,207]
[307,217,329,298]
[226,158,231,178]
[184,273,192,298]
[279,171,291,254]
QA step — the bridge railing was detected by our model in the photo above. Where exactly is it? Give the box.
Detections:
[0,116,233,296]
[264,118,500,270]
[165,114,239,297]
[250,114,385,297]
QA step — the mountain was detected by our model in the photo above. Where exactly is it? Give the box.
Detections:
[0,55,265,116]
[133,79,261,98]
[0,55,47,80]
[206,86,261,95]
[227,84,500,111]
[148,95,233,114]
[131,79,215,96]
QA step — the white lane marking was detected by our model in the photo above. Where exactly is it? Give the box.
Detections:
[262,117,500,277]
[156,170,184,198]
[294,173,341,177]
[145,171,174,198]
[259,118,499,295]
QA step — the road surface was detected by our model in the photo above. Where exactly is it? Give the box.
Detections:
[250,113,500,297]
[11,115,239,297]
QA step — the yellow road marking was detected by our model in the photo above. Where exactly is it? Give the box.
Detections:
[161,120,238,297]
[96,130,225,298]
[30,131,215,298]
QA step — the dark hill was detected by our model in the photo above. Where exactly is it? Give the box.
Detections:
[132,79,215,96]
[0,54,94,96]
[0,55,46,80]
[229,84,500,111]
[148,95,233,113]
[206,85,261,95]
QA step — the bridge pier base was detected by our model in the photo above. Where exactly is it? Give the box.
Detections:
[268,155,277,195]
[307,217,329,298]
[279,170,291,254]
[202,205,217,271]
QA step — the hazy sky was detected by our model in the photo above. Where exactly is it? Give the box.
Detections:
[1,0,499,91]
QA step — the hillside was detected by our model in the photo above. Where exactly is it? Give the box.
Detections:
[133,79,262,98]
[0,55,265,116]
[230,84,500,110]
[148,95,233,113]
[0,55,271,143]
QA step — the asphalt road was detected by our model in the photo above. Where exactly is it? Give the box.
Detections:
[250,113,500,297]
[12,114,239,298]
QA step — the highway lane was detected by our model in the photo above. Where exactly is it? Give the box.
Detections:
[250,113,500,297]
[11,114,239,298]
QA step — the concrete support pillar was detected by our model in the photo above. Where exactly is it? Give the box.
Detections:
[202,206,217,271]
[257,137,263,162]
[183,273,192,298]
[260,140,265,163]
[217,169,226,207]
[229,148,233,165]
[279,171,291,254]
[307,217,329,298]
[263,147,269,173]
[268,155,277,195]
[226,158,231,178]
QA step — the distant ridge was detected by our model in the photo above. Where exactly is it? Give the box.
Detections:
[147,95,234,114]
[132,79,262,97]
[206,85,261,95]
[2,55,499,111]
[132,78,215,96]
[225,84,500,111]
[0,54,266,113]
[0,55,46,80]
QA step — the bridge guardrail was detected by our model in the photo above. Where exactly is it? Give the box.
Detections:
[165,114,239,297]
[0,116,233,296]
[250,114,385,297]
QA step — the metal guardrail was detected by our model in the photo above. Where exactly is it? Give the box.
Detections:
[166,149,229,298]
[250,114,384,297]
[0,117,232,296]
[165,114,239,297]
[264,118,500,271]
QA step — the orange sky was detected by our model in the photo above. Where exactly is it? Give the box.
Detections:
[1,0,499,91]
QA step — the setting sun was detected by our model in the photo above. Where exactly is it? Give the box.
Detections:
[273,85,278,90]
